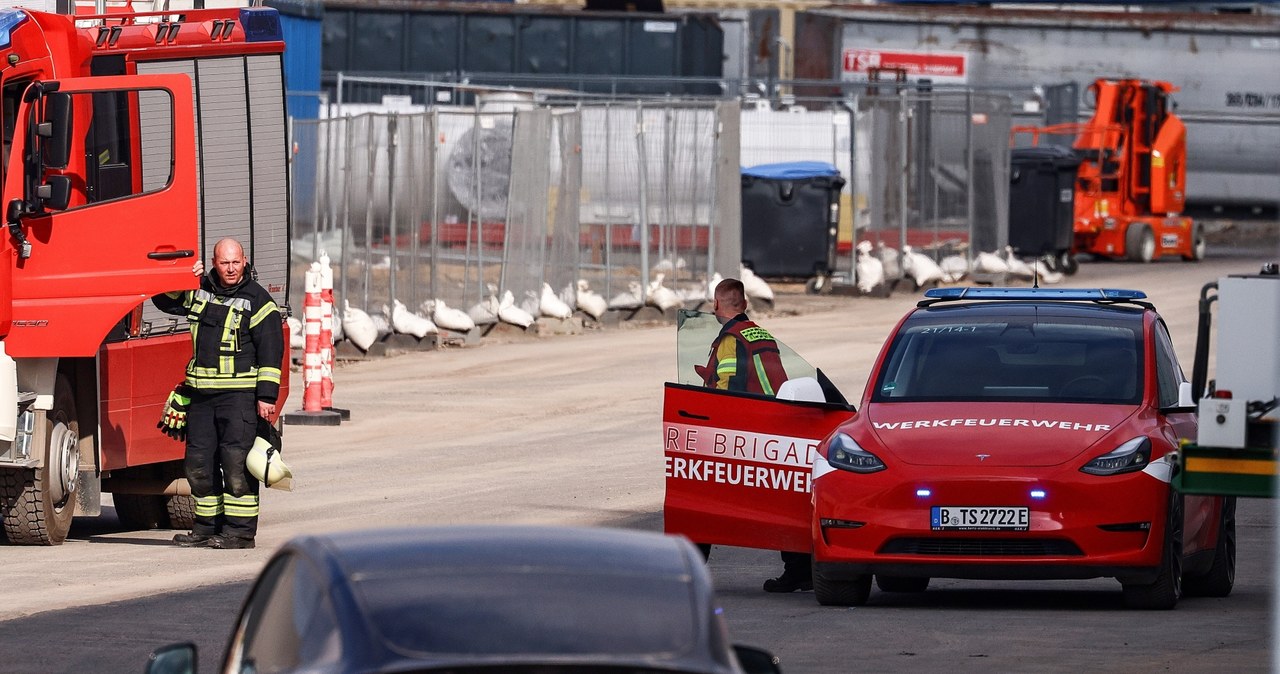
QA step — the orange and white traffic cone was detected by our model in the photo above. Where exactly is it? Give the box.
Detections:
[283,261,341,426]
[318,252,348,420]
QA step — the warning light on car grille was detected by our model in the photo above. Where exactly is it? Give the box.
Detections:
[916,488,932,497]
[1030,489,1047,499]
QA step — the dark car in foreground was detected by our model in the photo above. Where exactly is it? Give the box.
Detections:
[145,525,781,674]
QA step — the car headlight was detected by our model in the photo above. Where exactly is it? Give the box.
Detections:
[826,432,886,474]
[1080,437,1151,476]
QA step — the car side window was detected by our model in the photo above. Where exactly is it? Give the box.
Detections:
[1153,321,1185,408]
[224,553,342,674]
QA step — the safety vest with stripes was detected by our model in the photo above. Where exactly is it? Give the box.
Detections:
[152,273,284,402]
[702,314,789,396]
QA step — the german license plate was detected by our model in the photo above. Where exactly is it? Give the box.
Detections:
[931,506,1029,531]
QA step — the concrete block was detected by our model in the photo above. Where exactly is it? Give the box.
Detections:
[381,333,438,353]
[335,340,387,360]
[440,326,483,346]
[534,316,583,336]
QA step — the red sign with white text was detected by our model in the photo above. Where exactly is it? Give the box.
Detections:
[842,48,967,83]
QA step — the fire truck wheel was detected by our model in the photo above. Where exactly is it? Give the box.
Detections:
[0,375,79,545]
[1182,223,1206,262]
[114,494,167,530]
[166,494,195,530]
[1125,224,1156,263]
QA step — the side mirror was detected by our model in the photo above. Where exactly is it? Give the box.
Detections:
[733,644,783,674]
[39,92,72,170]
[1162,381,1197,415]
[144,642,197,674]
[36,175,71,211]
[6,198,23,225]
[1178,381,1195,409]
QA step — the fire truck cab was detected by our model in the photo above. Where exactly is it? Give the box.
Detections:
[0,5,291,545]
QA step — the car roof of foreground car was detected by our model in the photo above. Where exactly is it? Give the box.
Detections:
[918,287,1152,308]
[283,525,738,673]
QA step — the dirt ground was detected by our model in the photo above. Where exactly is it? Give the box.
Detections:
[0,242,1276,621]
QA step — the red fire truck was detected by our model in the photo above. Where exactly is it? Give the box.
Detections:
[0,4,291,545]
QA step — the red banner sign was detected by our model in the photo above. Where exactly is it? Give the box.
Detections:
[842,48,967,83]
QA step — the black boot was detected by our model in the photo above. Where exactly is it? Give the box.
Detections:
[209,535,255,550]
[173,532,216,547]
[763,573,813,593]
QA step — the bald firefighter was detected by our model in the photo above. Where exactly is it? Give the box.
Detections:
[153,238,283,550]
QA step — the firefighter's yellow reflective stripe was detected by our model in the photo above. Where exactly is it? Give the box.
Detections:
[753,355,776,396]
[220,355,236,373]
[249,302,279,329]
[193,290,251,312]
[190,365,260,377]
[195,495,224,517]
[223,494,260,517]
[716,358,737,376]
[257,367,282,384]
[739,327,774,343]
[187,378,258,391]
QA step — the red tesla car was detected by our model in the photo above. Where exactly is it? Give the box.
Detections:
[664,288,1234,610]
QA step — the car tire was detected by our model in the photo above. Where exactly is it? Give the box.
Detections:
[1184,496,1235,598]
[114,494,168,530]
[876,575,929,593]
[1122,489,1183,610]
[1125,224,1155,263]
[813,565,871,606]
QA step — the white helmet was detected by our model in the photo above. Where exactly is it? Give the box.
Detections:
[247,419,293,490]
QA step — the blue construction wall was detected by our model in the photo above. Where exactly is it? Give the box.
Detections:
[267,0,324,119]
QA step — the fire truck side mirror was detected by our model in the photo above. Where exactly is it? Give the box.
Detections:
[36,176,70,211]
[38,92,72,170]
[6,199,22,225]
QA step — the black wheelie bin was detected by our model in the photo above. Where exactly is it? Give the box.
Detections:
[740,161,846,282]
[1008,146,1081,274]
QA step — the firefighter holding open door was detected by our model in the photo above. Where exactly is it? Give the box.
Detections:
[699,278,812,593]
[153,238,284,550]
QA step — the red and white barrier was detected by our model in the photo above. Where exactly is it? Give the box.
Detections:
[284,258,342,426]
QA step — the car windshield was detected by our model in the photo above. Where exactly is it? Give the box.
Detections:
[354,568,699,658]
[872,306,1144,404]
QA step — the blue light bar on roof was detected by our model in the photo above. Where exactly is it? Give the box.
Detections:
[923,287,1148,301]
[240,8,282,43]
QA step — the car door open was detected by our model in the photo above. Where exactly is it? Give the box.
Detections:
[663,309,855,554]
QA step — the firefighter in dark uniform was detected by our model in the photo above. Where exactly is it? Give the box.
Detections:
[702,278,811,593]
[154,238,283,550]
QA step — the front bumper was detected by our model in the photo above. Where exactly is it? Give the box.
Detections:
[812,466,1170,584]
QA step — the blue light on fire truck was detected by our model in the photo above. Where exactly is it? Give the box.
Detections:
[0,9,28,49]
[239,8,282,42]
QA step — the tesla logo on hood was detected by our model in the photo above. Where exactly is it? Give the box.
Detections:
[976,454,990,461]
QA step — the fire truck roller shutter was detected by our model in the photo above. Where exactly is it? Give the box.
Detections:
[134,55,290,337]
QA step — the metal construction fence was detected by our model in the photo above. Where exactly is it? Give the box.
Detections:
[289,97,741,322]
[288,74,1016,320]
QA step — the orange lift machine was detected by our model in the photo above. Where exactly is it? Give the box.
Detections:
[1015,79,1204,264]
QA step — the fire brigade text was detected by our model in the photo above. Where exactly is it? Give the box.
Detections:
[665,456,811,493]
[663,423,817,468]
